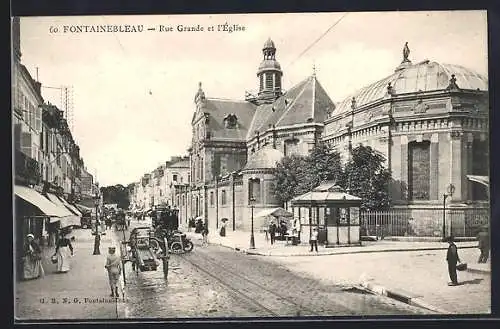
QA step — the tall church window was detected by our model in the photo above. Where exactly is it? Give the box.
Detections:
[259,74,264,91]
[210,191,214,206]
[471,139,489,200]
[266,73,273,90]
[248,178,261,204]
[221,190,227,205]
[408,141,430,200]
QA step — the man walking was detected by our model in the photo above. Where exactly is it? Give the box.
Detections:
[446,236,461,286]
[105,246,122,297]
[269,221,277,245]
[310,227,318,252]
[477,226,490,263]
[201,222,209,247]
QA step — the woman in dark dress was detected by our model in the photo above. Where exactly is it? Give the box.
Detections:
[23,234,44,280]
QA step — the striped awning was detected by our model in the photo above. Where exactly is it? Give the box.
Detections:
[14,185,68,217]
[59,197,83,217]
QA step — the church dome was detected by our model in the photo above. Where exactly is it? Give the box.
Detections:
[334,60,488,115]
[244,148,284,170]
[263,38,275,49]
[258,59,282,73]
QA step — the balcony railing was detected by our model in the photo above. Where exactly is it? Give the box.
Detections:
[15,149,41,185]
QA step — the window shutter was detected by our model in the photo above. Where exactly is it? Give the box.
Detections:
[14,124,22,151]
[35,105,42,132]
[21,131,32,156]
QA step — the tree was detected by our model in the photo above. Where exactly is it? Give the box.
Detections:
[305,143,343,191]
[274,144,343,205]
[275,155,309,206]
[343,145,391,211]
[100,184,130,210]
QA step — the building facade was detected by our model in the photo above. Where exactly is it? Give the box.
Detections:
[322,48,489,233]
[179,38,334,232]
[129,39,488,238]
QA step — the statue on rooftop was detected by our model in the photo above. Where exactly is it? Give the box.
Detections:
[403,42,410,63]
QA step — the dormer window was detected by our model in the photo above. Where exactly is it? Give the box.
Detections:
[223,113,238,129]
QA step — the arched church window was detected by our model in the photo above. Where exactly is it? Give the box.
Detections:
[260,74,264,91]
[248,178,261,204]
[221,190,227,205]
[408,141,430,200]
[284,139,299,156]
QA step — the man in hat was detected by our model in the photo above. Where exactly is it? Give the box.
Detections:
[310,227,319,252]
[477,225,490,263]
[104,246,122,297]
[446,236,461,286]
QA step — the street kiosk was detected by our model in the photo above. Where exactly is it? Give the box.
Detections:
[291,181,362,246]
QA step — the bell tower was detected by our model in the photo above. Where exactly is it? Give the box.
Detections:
[257,38,283,103]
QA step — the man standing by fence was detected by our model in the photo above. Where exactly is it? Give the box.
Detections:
[477,226,490,263]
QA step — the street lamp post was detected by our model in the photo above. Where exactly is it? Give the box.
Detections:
[442,184,456,241]
[93,193,101,255]
[249,197,256,249]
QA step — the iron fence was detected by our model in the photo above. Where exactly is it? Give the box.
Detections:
[360,207,489,238]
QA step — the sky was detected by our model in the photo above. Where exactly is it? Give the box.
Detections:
[18,11,488,187]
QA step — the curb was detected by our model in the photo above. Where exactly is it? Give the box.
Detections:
[229,245,476,257]
[359,281,448,314]
[466,267,491,275]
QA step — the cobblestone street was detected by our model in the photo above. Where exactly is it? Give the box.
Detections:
[117,219,428,318]
[16,219,487,320]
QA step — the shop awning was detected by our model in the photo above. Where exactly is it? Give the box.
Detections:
[467,175,489,188]
[255,207,293,218]
[44,193,75,218]
[14,185,68,217]
[59,197,83,217]
[75,203,93,213]
[59,215,81,228]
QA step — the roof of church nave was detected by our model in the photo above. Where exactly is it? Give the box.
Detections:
[333,58,488,116]
[199,74,335,142]
[247,74,335,139]
[202,97,257,141]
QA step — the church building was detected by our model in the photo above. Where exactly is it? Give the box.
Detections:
[176,39,489,237]
[177,38,335,231]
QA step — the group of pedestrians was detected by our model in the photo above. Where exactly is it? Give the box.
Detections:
[22,231,75,281]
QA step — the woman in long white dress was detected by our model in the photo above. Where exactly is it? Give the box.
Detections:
[54,233,74,273]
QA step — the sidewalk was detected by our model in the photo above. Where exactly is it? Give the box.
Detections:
[271,248,491,314]
[15,228,123,320]
[188,229,490,314]
[186,229,479,257]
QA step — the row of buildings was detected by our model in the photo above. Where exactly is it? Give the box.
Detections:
[12,17,100,273]
[128,156,190,212]
[129,38,489,237]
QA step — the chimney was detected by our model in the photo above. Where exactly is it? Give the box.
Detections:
[34,81,42,96]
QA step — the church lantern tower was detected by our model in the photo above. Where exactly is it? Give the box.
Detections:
[257,38,283,103]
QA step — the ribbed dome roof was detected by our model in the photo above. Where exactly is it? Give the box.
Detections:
[244,148,284,170]
[258,59,282,73]
[334,60,488,115]
[263,38,275,49]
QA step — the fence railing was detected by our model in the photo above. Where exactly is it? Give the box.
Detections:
[360,207,489,238]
